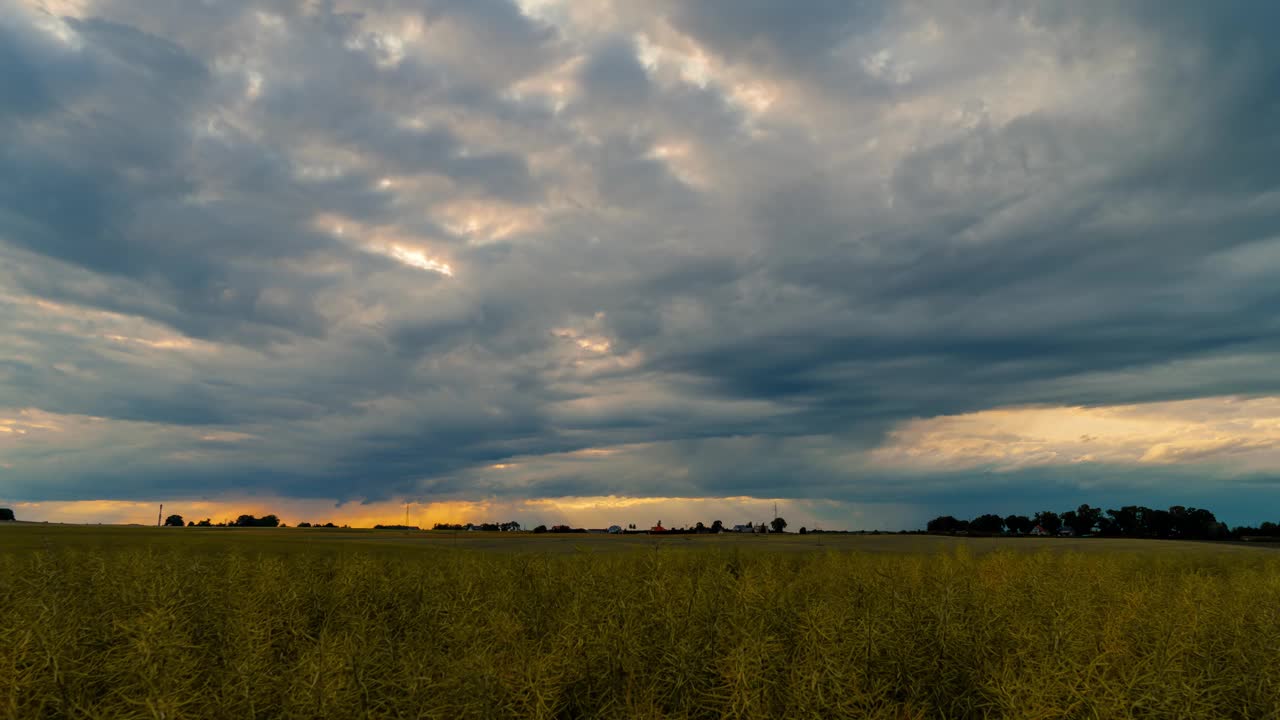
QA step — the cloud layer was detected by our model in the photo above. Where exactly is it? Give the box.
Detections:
[3,0,1280,527]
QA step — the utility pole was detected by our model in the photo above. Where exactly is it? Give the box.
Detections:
[158,503,163,527]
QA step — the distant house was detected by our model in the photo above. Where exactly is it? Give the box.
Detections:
[607,525,622,534]
[1058,526,1076,537]
[732,523,753,533]
[650,522,668,533]
[1029,525,1050,536]
[754,523,769,534]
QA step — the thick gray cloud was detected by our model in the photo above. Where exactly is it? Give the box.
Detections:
[2,0,1280,526]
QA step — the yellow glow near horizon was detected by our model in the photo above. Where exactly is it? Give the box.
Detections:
[3,495,859,530]
[871,395,1280,472]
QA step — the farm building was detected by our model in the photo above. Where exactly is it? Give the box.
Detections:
[732,523,753,533]
[1029,525,1049,536]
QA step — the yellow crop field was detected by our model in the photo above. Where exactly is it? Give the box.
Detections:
[1,526,1278,719]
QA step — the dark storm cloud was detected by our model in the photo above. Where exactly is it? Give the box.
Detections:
[3,0,1280,525]
[579,37,650,105]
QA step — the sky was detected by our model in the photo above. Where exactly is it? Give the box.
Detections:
[3,0,1280,530]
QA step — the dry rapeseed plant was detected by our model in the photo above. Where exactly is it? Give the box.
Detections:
[0,542,1278,719]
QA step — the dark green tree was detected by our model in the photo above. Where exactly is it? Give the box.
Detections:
[970,514,1005,534]
[1004,515,1033,534]
[0,508,14,522]
[710,520,724,533]
[163,514,185,527]
[1146,509,1173,538]
[1034,511,1062,533]
[233,514,280,528]
[1105,506,1142,536]
[770,517,788,533]
[927,516,968,533]
[1067,504,1101,535]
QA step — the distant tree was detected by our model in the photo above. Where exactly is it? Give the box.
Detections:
[233,514,281,528]
[770,517,787,533]
[297,522,312,528]
[1034,511,1062,534]
[1106,506,1142,537]
[927,516,967,533]
[970,514,1005,534]
[972,514,1005,534]
[533,524,547,534]
[0,508,15,522]
[799,527,807,535]
[1060,510,1079,534]
[695,521,706,532]
[1145,509,1173,538]
[1004,515,1033,535]
[187,521,194,527]
[195,518,212,527]
[323,522,337,528]
[1066,504,1101,536]
[710,520,724,533]
[163,514,185,527]
[1168,506,1220,540]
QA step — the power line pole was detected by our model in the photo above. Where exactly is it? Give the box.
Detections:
[158,503,163,527]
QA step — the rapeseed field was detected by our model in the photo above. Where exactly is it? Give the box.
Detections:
[1,532,1277,719]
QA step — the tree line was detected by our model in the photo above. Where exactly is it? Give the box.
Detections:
[432,522,523,532]
[926,504,1280,540]
[164,514,283,528]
